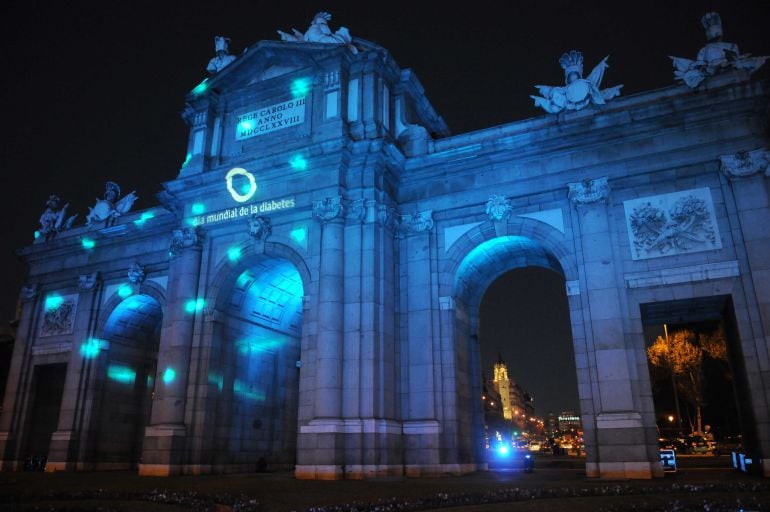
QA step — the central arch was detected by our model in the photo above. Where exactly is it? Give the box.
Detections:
[445,225,588,471]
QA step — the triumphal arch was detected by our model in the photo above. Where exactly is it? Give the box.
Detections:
[2,12,769,479]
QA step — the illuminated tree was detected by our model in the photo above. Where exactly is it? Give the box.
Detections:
[646,327,727,433]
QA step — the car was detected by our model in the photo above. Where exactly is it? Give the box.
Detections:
[713,435,743,456]
[488,441,535,472]
[658,437,677,450]
[682,434,711,454]
[528,442,542,452]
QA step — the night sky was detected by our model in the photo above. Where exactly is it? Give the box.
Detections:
[1,1,768,415]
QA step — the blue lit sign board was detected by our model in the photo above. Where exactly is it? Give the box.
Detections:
[659,449,676,472]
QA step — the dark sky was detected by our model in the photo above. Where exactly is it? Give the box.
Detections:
[1,1,768,414]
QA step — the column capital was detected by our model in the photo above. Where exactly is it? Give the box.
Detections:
[568,177,610,206]
[78,272,100,291]
[312,196,344,223]
[399,210,434,236]
[19,283,39,303]
[720,148,769,179]
[345,198,367,223]
[169,226,203,257]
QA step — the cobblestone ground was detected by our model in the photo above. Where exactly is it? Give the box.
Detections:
[1,456,768,511]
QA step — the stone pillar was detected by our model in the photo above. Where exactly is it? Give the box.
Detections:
[568,178,661,479]
[400,210,441,476]
[46,273,101,471]
[139,227,203,476]
[296,196,346,480]
[720,149,770,477]
[0,284,40,470]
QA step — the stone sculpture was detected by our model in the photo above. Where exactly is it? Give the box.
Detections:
[277,12,358,54]
[38,194,77,241]
[670,12,767,88]
[86,182,138,226]
[248,215,272,241]
[127,263,146,284]
[531,51,623,114]
[486,195,512,222]
[206,36,236,74]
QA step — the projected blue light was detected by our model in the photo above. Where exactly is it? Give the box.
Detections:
[118,284,133,299]
[191,203,206,215]
[233,379,266,402]
[133,211,155,226]
[147,375,154,387]
[162,367,176,384]
[44,294,63,311]
[34,230,41,240]
[238,120,254,130]
[236,271,253,289]
[80,338,104,359]
[107,364,136,385]
[498,445,510,456]
[192,78,208,95]
[182,153,192,167]
[208,372,223,392]
[290,226,307,246]
[291,78,311,98]
[227,246,242,262]
[81,238,96,250]
[237,337,287,355]
[288,154,308,171]
[185,298,206,314]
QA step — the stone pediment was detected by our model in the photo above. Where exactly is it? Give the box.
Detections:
[192,40,354,96]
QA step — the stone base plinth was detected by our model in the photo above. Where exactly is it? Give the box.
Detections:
[138,424,187,477]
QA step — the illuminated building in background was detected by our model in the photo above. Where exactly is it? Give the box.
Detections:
[1,12,769,481]
[492,356,535,431]
[558,411,582,434]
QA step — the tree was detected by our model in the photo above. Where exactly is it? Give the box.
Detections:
[646,326,727,433]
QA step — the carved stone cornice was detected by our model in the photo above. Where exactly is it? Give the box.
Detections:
[399,210,434,235]
[568,177,610,206]
[78,272,100,291]
[720,148,769,179]
[19,283,39,303]
[127,263,145,284]
[169,226,202,256]
[486,195,513,222]
[312,196,344,222]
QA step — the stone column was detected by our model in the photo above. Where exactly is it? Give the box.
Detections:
[568,177,660,479]
[296,196,345,480]
[46,273,101,471]
[720,149,770,477]
[139,227,203,476]
[0,284,40,470]
[400,210,441,476]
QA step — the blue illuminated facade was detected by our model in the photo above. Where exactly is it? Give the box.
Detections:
[2,29,770,481]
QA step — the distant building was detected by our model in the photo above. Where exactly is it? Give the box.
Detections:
[558,411,582,434]
[492,355,535,431]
